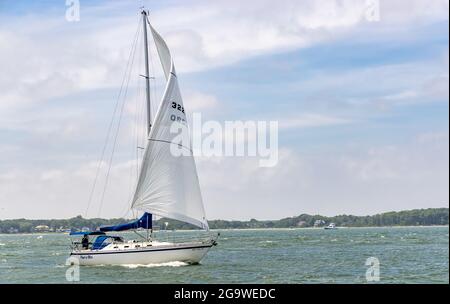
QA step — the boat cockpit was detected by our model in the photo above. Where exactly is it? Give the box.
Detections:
[70,231,124,251]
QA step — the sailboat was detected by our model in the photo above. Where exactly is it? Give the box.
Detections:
[69,10,218,266]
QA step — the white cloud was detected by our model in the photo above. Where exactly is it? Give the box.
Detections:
[0,128,447,220]
[343,145,403,181]
[2,0,448,113]
[279,114,351,129]
[184,91,220,112]
[416,131,449,146]
[0,160,138,219]
[147,0,449,71]
[289,51,449,112]
[0,0,448,219]
[378,0,449,24]
[0,15,141,115]
[197,133,449,220]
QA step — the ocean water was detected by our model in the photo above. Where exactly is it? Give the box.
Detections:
[0,226,448,284]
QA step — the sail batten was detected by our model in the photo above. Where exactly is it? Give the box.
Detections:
[131,20,208,230]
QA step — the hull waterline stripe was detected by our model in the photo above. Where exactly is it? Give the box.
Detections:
[70,244,212,256]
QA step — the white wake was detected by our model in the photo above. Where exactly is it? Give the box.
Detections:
[120,261,189,268]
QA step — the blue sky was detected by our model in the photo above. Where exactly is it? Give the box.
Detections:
[0,0,448,220]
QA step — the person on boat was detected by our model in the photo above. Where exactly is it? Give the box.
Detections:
[81,235,89,250]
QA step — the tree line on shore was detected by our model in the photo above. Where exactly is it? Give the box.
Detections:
[0,208,448,233]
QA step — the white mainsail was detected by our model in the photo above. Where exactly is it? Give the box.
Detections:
[131,22,208,230]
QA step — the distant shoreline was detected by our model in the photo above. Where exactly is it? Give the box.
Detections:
[1,208,448,234]
[0,225,448,236]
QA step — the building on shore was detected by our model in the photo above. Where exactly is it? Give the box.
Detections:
[314,220,326,227]
[7,227,19,233]
[34,225,50,232]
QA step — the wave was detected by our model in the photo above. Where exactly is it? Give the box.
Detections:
[120,261,189,268]
[0,243,5,246]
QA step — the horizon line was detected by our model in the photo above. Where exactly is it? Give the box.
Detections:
[1,207,448,222]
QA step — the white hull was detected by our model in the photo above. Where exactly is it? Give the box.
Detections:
[324,223,337,230]
[70,242,213,266]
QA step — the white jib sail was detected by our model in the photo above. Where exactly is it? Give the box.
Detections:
[131,22,209,230]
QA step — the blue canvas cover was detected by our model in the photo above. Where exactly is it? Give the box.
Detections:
[91,235,111,250]
[99,212,152,232]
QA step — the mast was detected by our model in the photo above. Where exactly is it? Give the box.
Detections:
[141,10,152,135]
[141,9,152,241]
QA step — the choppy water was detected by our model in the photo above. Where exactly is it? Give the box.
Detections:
[0,227,448,283]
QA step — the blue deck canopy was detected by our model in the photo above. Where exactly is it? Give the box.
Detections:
[91,235,111,250]
[99,212,152,232]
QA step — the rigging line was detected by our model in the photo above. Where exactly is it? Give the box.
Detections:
[136,32,145,180]
[97,47,137,218]
[84,17,142,218]
[119,91,141,220]
[133,44,142,185]
[137,79,146,177]
[97,30,140,217]
[125,49,146,221]
[121,32,143,218]
[118,45,142,220]
[134,26,147,187]
[96,21,141,218]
